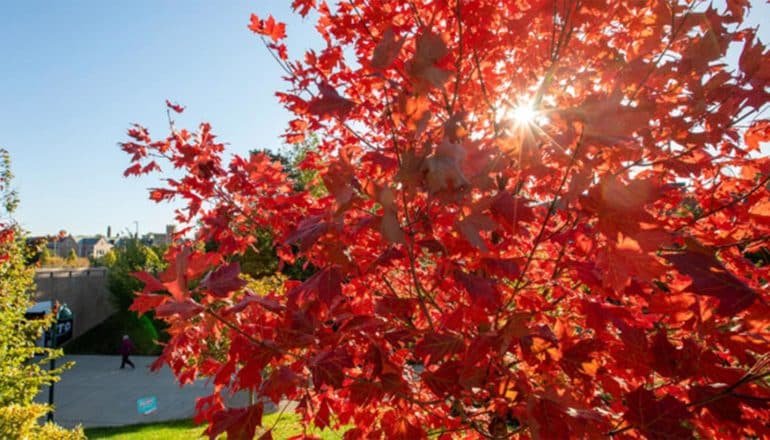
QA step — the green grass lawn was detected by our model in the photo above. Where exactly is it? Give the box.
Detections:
[84,412,346,439]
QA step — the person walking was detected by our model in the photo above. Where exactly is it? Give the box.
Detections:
[119,334,135,369]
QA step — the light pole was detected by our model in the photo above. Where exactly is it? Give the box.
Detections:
[133,221,139,238]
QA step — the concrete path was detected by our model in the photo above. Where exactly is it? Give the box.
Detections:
[35,355,249,429]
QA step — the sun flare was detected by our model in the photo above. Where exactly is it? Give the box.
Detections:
[510,103,537,125]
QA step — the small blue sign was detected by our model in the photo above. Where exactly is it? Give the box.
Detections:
[137,396,157,415]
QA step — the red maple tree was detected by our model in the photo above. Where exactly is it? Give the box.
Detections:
[121,1,770,438]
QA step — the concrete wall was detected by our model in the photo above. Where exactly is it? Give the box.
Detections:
[34,267,115,339]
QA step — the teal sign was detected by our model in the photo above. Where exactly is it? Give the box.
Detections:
[136,396,157,415]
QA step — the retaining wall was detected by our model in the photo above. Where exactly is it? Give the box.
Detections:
[34,267,115,339]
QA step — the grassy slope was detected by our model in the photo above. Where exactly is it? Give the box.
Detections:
[84,412,345,439]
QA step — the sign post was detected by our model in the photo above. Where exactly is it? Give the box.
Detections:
[26,301,74,423]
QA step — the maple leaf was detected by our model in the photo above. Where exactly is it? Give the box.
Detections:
[665,242,758,316]
[310,349,353,389]
[749,199,770,221]
[561,338,604,378]
[650,331,698,379]
[745,120,770,151]
[165,99,185,114]
[381,410,426,440]
[205,402,263,440]
[421,361,462,397]
[422,140,469,195]
[285,215,330,252]
[480,257,521,280]
[248,14,286,43]
[490,193,535,231]
[260,367,300,404]
[200,262,247,297]
[291,0,315,17]
[380,209,406,244]
[307,83,355,118]
[123,163,143,177]
[454,270,500,309]
[226,292,284,315]
[371,28,403,71]
[624,387,692,439]
[155,298,204,319]
[407,31,452,89]
[129,293,166,316]
[288,267,343,307]
[689,384,746,423]
[414,332,464,365]
[131,271,166,293]
[374,296,417,318]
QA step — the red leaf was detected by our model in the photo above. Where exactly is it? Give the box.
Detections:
[131,271,166,293]
[226,292,284,315]
[317,267,342,306]
[260,367,299,404]
[414,332,464,365]
[408,31,452,89]
[288,267,343,307]
[291,0,315,17]
[665,243,758,316]
[165,99,185,114]
[380,209,406,244]
[561,338,604,378]
[123,163,143,177]
[744,120,770,151]
[490,193,534,230]
[371,28,403,71]
[689,384,743,423]
[201,262,247,297]
[421,361,461,397]
[285,215,330,252]
[382,410,425,440]
[186,251,220,279]
[205,403,263,440]
[480,257,521,280]
[310,349,352,389]
[248,14,286,42]
[454,270,500,309]
[313,398,331,429]
[155,298,203,319]
[307,83,355,118]
[624,387,692,439]
[375,297,417,318]
[129,293,166,315]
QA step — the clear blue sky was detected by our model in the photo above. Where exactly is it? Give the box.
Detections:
[1,1,768,237]
[1,1,320,237]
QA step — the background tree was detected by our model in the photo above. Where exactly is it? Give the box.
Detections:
[64,249,77,266]
[124,2,770,438]
[0,148,84,439]
[106,239,163,311]
[63,238,167,356]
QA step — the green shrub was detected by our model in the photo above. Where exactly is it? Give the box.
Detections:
[0,148,81,439]
[0,404,85,440]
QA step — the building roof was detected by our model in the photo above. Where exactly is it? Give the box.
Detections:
[78,237,105,246]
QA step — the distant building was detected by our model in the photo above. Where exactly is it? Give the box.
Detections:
[45,235,78,259]
[142,225,176,247]
[78,237,112,258]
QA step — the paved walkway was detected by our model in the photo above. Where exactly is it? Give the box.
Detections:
[35,355,249,429]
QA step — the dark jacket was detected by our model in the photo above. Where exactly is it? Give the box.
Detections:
[119,339,135,356]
